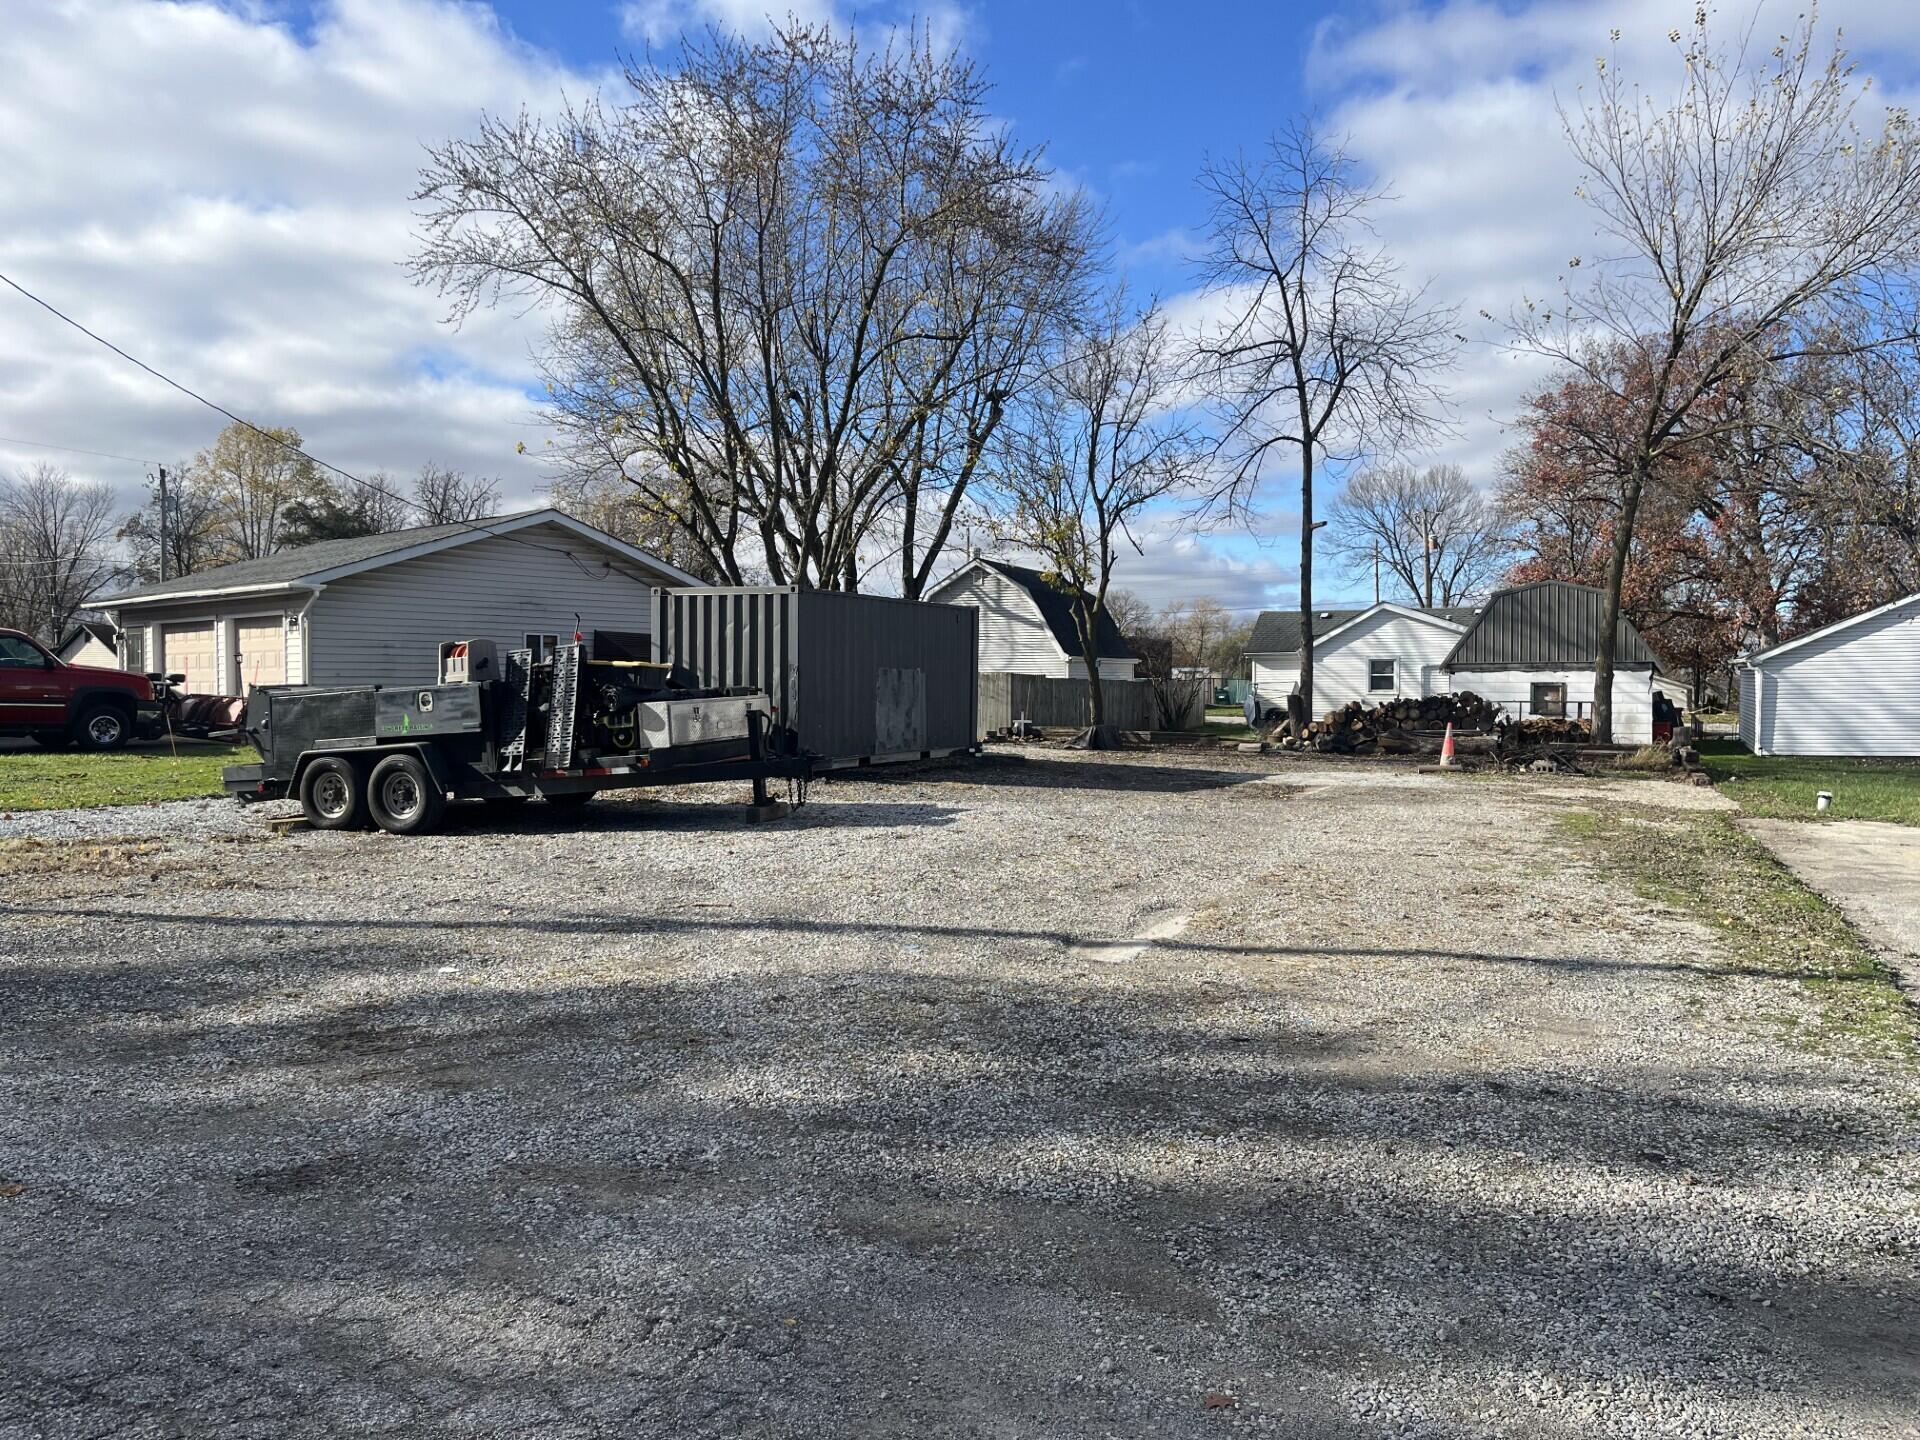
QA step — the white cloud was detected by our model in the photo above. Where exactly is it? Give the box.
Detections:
[1299,0,1920,491]
[0,0,602,516]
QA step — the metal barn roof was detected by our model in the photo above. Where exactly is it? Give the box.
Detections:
[1443,580,1660,669]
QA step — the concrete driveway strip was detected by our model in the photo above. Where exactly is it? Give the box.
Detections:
[1742,818,1920,1001]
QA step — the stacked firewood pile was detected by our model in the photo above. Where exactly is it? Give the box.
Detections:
[1498,716,1591,746]
[1278,691,1503,754]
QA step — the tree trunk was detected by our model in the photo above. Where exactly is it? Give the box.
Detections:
[1298,451,1315,722]
[1592,462,1647,745]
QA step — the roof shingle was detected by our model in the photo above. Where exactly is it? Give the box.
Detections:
[96,512,544,606]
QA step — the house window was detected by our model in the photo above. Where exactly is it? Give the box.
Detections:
[1368,658,1395,692]
[122,628,146,672]
[524,632,561,661]
[1531,682,1567,718]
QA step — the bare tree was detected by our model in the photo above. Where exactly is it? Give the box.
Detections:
[546,470,724,581]
[1329,462,1508,606]
[1102,585,1154,642]
[412,464,501,526]
[414,23,1093,594]
[1192,122,1457,720]
[1512,9,1920,741]
[0,464,121,642]
[994,297,1206,730]
[117,463,228,583]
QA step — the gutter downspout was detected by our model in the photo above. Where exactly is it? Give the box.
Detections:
[291,585,323,685]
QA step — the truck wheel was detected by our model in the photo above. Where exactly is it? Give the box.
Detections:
[368,753,445,835]
[300,756,365,830]
[72,702,132,751]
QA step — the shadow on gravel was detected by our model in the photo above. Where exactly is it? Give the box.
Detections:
[853,751,1280,796]
[6,934,1917,1434]
[0,905,1877,992]
[426,798,964,835]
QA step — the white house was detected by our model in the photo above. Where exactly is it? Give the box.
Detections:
[1245,602,1479,713]
[1737,592,1920,756]
[88,509,702,695]
[55,621,120,669]
[926,557,1138,679]
[1438,580,1665,744]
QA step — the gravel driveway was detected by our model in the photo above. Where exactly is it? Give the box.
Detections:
[2,748,1915,1438]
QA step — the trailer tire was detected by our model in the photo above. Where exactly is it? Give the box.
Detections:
[368,753,445,836]
[300,756,365,830]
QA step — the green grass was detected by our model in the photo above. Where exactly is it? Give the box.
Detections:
[1696,738,1920,826]
[0,744,250,811]
[1204,705,1244,717]
[1556,803,1918,1064]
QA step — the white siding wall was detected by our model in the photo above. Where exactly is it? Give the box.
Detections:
[308,530,666,687]
[1738,668,1758,751]
[1313,611,1463,714]
[1748,597,1920,756]
[1248,657,1299,710]
[107,598,295,695]
[929,567,1073,677]
[61,635,121,668]
[1444,667,1654,744]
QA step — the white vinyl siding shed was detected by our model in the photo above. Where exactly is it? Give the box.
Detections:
[927,558,1137,679]
[1310,607,1466,712]
[932,565,1078,676]
[1738,593,1920,756]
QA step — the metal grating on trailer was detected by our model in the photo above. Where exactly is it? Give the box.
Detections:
[547,643,583,769]
[498,647,533,769]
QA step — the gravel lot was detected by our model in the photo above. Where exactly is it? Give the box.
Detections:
[2,747,1916,1438]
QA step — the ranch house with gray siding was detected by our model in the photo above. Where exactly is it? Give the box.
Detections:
[88,509,700,696]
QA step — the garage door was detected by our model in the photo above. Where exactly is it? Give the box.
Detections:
[161,623,218,695]
[234,617,285,691]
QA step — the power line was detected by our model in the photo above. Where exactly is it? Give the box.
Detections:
[0,269,612,579]
[0,435,164,466]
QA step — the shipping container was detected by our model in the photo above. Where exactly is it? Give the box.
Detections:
[650,586,979,767]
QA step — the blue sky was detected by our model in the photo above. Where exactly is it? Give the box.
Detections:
[5,0,1918,616]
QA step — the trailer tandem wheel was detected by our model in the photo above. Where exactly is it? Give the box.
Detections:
[300,756,365,830]
[368,753,446,836]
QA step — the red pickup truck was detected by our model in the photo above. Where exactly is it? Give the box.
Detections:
[0,627,165,750]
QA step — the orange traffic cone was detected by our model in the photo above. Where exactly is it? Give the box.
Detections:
[1439,721,1457,767]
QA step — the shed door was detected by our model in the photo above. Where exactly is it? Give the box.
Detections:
[235,616,285,691]
[161,623,218,694]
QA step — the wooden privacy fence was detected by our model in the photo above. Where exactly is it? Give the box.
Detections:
[978,672,1206,735]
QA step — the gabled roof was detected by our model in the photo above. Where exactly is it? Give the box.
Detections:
[1443,580,1660,669]
[1740,591,1920,668]
[933,557,1134,660]
[1246,603,1479,655]
[57,620,117,652]
[89,509,702,608]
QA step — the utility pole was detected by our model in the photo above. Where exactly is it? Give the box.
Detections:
[156,465,169,583]
[1372,543,1380,604]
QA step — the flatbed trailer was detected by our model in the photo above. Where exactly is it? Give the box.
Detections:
[223,637,811,835]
